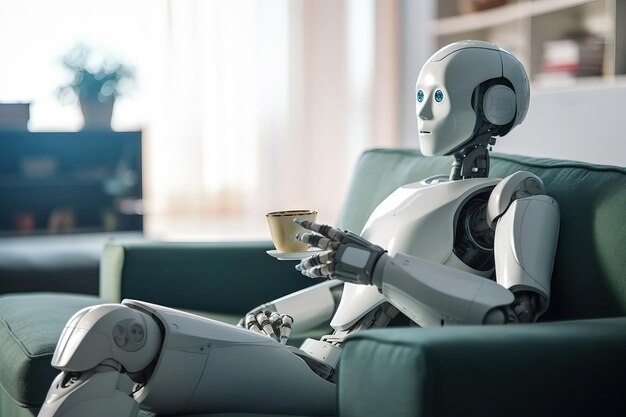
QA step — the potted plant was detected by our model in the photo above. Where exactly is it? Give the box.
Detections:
[56,44,135,130]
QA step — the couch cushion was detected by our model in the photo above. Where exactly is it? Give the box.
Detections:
[338,149,626,321]
[339,317,626,417]
[0,293,101,408]
[0,232,142,296]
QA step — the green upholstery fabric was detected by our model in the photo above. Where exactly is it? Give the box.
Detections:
[0,232,142,297]
[0,293,101,410]
[339,317,626,417]
[115,241,326,314]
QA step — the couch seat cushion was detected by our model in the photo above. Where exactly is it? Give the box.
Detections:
[0,293,102,408]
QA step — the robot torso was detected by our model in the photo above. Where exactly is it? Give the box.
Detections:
[330,176,501,330]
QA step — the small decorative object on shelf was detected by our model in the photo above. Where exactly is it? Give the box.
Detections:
[536,31,605,83]
[12,212,35,233]
[48,208,76,233]
[56,44,135,131]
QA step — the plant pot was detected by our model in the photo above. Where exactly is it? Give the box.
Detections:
[80,99,114,131]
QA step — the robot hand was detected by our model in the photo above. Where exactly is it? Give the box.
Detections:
[237,308,294,345]
[294,220,387,285]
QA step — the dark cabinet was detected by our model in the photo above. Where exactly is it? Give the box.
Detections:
[0,131,142,235]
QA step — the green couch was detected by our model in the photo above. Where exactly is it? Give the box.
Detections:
[1,148,625,417]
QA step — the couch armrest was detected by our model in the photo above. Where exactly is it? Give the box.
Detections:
[100,240,323,317]
[338,317,626,417]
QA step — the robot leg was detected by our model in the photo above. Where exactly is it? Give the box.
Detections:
[40,301,335,416]
[38,303,162,417]
[39,367,139,417]
[128,299,336,415]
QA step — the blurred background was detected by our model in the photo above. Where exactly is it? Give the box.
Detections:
[0,0,624,241]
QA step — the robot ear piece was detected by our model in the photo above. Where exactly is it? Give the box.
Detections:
[482,84,516,126]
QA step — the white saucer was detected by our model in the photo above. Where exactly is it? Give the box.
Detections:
[266,249,324,261]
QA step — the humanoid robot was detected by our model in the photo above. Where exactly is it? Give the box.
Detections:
[38,40,560,417]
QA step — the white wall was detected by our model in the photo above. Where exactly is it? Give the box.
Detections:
[496,82,626,167]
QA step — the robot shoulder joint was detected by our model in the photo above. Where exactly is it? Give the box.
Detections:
[486,171,546,228]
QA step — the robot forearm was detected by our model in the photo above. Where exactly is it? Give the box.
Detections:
[295,218,560,326]
[295,221,517,325]
[372,253,515,325]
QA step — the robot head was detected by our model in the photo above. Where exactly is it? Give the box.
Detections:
[416,40,530,156]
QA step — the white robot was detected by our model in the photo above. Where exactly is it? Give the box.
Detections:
[38,41,560,417]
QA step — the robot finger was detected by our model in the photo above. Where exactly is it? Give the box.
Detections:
[279,314,293,345]
[298,263,335,279]
[295,233,340,251]
[296,251,334,271]
[295,219,346,241]
[269,312,283,332]
[255,311,278,341]
[244,313,263,334]
[265,313,293,344]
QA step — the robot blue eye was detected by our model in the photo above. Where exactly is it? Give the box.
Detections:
[417,90,424,103]
[434,90,444,103]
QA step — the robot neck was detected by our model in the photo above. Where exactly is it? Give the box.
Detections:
[449,134,494,180]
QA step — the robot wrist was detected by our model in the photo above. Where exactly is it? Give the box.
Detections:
[371,252,390,289]
[334,245,387,286]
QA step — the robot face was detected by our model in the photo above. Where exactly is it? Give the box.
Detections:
[415,66,455,156]
[415,42,511,156]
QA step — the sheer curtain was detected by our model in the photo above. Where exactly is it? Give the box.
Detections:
[145,0,402,240]
[146,0,293,238]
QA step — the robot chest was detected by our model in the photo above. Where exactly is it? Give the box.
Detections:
[361,176,499,266]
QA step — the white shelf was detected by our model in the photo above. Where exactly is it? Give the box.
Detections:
[532,73,626,92]
[436,0,599,36]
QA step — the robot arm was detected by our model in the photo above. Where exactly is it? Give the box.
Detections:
[295,200,558,327]
[487,171,560,321]
[295,220,515,325]
[372,253,514,325]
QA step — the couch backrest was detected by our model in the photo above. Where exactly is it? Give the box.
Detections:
[337,148,626,322]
